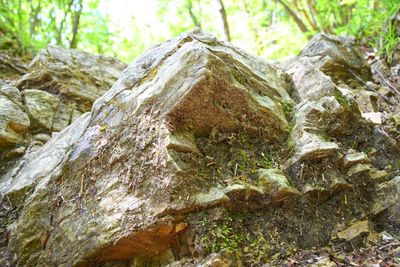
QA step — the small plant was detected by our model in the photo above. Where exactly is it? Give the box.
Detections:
[281,101,293,119]
[380,22,400,64]
[200,216,245,253]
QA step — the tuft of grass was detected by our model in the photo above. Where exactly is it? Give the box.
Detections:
[380,22,400,64]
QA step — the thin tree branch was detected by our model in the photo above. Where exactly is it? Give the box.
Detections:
[276,0,309,33]
[186,0,201,28]
[57,0,74,45]
[69,0,82,48]
[216,0,231,41]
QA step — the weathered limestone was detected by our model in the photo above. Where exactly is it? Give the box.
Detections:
[286,96,346,167]
[0,53,27,80]
[3,29,294,266]
[0,46,126,183]
[286,57,337,101]
[372,176,400,223]
[336,220,370,243]
[17,45,127,110]
[343,152,369,168]
[298,34,371,84]
[198,251,241,267]
[362,112,382,125]
[0,113,91,204]
[0,86,30,147]
[0,30,398,266]
[22,89,59,131]
[353,90,378,113]
[256,168,301,204]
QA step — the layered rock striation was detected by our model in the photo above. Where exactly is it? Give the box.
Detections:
[0,30,399,266]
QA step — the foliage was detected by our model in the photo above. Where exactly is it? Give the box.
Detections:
[198,212,272,263]
[380,15,400,64]
[0,0,110,56]
[0,0,398,62]
[154,0,400,60]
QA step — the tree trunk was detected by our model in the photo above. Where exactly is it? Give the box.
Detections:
[216,0,231,41]
[241,0,259,47]
[29,0,42,37]
[186,0,201,28]
[57,0,74,45]
[277,0,309,33]
[70,0,82,49]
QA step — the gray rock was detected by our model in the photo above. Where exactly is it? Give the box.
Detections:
[291,132,339,163]
[336,220,370,242]
[17,45,127,111]
[51,101,74,132]
[362,112,382,125]
[1,29,399,266]
[284,34,371,103]
[6,29,293,266]
[33,133,51,143]
[22,89,59,131]
[286,57,337,101]
[257,168,301,204]
[0,85,23,104]
[368,169,388,183]
[0,53,27,80]
[353,90,378,113]
[347,163,371,176]
[298,34,371,84]
[166,131,199,154]
[372,176,400,229]
[2,146,26,159]
[343,152,369,168]
[0,93,30,147]
[1,113,91,204]
[199,251,240,267]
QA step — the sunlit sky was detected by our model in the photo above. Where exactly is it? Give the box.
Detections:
[99,0,163,34]
[96,0,307,62]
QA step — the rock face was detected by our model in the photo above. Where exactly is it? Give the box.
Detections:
[0,46,126,265]
[0,45,126,178]
[0,86,30,147]
[22,89,60,131]
[18,45,126,109]
[0,30,399,266]
[0,53,27,80]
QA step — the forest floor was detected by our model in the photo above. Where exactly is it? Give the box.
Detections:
[275,233,400,266]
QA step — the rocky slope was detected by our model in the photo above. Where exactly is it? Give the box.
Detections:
[0,29,399,266]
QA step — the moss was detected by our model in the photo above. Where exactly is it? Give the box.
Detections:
[136,66,159,88]
[319,131,335,142]
[261,153,273,169]
[200,215,245,253]
[196,211,273,263]
[281,101,293,119]
[231,68,247,85]
[286,137,296,155]
[237,149,251,171]
[334,91,350,109]
[99,125,108,132]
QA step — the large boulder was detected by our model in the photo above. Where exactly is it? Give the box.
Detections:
[285,33,371,102]
[297,34,371,85]
[3,29,294,266]
[16,45,127,111]
[0,46,126,181]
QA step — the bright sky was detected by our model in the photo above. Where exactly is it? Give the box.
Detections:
[98,0,166,37]
[96,0,307,62]
[99,0,158,23]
